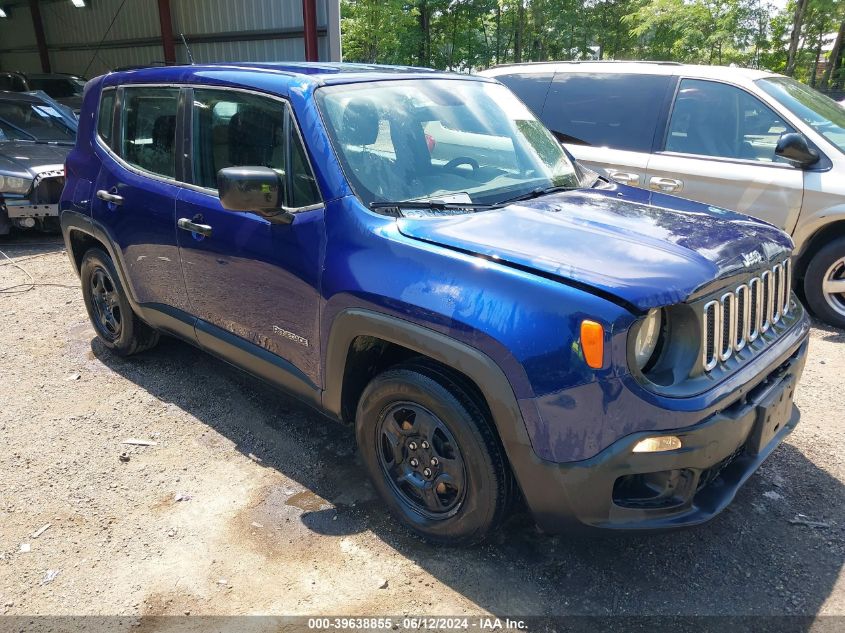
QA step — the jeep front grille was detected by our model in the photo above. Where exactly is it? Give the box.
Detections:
[31,173,66,205]
[702,259,791,372]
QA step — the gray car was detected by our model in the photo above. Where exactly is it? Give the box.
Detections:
[482,62,845,329]
[0,90,77,234]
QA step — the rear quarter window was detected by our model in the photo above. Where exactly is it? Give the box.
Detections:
[542,72,673,152]
[97,89,115,147]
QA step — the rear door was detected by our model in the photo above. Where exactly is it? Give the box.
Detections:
[540,72,675,188]
[175,87,325,388]
[645,78,804,232]
[92,85,192,317]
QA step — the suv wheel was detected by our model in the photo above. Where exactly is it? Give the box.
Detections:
[804,237,845,329]
[356,360,512,545]
[80,248,160,356]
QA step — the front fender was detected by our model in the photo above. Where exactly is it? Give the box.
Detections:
[321,307,577,526]
[792,205,845,261]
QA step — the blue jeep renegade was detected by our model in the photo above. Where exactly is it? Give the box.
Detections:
[60,63,810,544]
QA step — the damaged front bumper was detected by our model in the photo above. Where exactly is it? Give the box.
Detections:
[1,164,64,232]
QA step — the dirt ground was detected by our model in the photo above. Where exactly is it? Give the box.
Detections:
[1,234,844,624]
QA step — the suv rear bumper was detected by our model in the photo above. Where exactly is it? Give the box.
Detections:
[517,324,809,533]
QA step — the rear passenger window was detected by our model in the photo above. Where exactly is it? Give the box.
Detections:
[120,87,180,178]
[494,73,553,115]
[191,88,320,207]
[97,89,115,147]
[542,73,673,152]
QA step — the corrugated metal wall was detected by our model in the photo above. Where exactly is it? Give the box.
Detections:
[0,0,334,78]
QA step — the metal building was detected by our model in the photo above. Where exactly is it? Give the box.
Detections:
[0,0,342,78]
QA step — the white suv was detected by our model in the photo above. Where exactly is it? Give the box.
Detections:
[481,62,845,328]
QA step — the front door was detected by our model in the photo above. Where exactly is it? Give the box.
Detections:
[175,87,325,387]
[646,78,804,233]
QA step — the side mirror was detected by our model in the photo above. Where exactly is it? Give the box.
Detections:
[775,133,819,168]
[217,167,292,224]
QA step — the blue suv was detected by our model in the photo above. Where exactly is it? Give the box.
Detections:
[61,63,810,544]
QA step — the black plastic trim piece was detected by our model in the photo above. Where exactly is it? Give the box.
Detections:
[195,317,319,406]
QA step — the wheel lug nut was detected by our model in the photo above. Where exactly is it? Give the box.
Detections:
[423,468,432,478]
[421,441,430,449]
[408,441,418,451]
[430,457,438,466]
[409,458,419,467]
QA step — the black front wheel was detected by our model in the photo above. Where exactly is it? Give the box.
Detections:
[356,360,513,545]
[80,248,160,356]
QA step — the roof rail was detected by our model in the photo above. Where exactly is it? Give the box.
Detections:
[489,60,683,69]
[111,61,180,72]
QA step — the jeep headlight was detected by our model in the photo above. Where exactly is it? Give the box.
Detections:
[634,308,663,370]
[0,174,32,195]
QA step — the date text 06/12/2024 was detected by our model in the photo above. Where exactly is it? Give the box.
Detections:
[306,617,528,630]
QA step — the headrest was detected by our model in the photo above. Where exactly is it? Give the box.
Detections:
[152,115,176,151]
[341,98,379,146]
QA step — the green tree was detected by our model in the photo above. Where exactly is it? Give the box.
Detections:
[339,0,843,87]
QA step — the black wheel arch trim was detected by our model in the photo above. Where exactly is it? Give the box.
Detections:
[321,308,566,523]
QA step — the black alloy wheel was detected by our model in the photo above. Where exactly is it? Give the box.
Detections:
[89,267,123,341]
[80,248,160,356]
[376,402,467,519]
[356,360,513,545]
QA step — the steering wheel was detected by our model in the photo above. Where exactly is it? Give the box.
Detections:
[443,157,479,174]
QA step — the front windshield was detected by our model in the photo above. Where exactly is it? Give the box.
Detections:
[316,79,578,207]
[756,77,845,155]
[0,99,76,142]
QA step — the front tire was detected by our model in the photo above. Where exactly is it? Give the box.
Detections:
[80,248,160,356]
[803,237,845,329]
[356,360,512,545]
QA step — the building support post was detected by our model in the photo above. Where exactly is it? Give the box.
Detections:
[327,0,341,61]
[157,0,177,64]
[29,0,51,73]
[302,0,319,61]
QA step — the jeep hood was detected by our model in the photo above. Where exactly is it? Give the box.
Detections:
[396,188,793,312]
[0,141,71,178]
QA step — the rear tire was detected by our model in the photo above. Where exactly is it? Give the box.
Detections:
[356,360,512,545]
[803,237,845,329]
[80,248,160,356]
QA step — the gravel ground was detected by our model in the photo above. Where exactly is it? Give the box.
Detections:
[0,234,843,623]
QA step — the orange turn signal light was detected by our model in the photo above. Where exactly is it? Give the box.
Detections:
[580,320,605,369]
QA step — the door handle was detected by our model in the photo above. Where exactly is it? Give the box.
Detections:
[608,171,640,185]
[96,189,124,205]
[177,217,213,237]
[648,177,683,193]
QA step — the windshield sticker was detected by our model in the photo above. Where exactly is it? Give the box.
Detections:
[427,193,473,204]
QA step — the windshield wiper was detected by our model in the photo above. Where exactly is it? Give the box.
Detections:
[493,185,575,207]
[0,116,37,141]
[369,200,492,216]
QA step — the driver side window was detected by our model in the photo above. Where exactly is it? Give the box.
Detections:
[191,88,321,208]
[666,79,796,163]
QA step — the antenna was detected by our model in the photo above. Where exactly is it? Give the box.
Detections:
[180,33,195,65]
